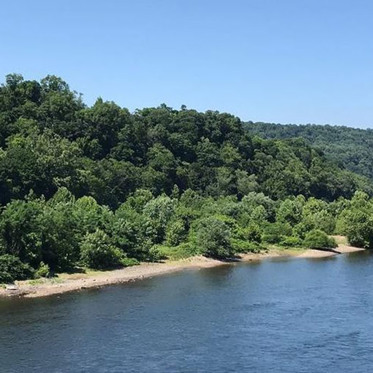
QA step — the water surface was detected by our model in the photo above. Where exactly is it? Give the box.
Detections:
[1,252,373,372]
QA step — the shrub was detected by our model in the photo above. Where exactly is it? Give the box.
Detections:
[148,245,163,262]
[293,223,308,240]
[231,239,263,253]
[120,257,139,267]
[280,236,303,248]
[262,222,292,244]
[0,255,34,283]
[157,242,197,260]
[337,209,373,248]
[196,217,233,259]
[245,224,262,243]
[35,262,50,278]
[166,220,187,246]
[143,195,174,243]
[80,229,123,270]
[303,210,336,235]
[303,230,337,249]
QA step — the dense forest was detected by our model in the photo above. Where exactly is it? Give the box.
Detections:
[246,121,373,182]
[1,74,373,283]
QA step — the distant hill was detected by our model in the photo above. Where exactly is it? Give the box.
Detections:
[245,122,373,182]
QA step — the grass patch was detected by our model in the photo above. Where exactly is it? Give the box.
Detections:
[28,277,64,285]
[266,245,306,255]
[332,235,348,245]
[157,243,198,260]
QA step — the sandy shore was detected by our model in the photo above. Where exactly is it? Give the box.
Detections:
[0,244,366,299]
[296,244,365,258]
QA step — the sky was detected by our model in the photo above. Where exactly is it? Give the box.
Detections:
[1,0,372,128]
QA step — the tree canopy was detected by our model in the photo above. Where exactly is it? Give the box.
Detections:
[246,121,373,184]
[0,74,372,282]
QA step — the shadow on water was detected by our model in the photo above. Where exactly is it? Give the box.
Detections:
[196,264,236,286]
[344,249,373,263]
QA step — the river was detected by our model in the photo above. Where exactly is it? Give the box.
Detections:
[1,251,373,372]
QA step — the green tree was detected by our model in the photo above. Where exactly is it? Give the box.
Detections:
[80,229,123,270]
[276,198,303,226]
[196,217,233,258]
[0,199,44,268]
[143,195,175,244]
[0,254,34,283]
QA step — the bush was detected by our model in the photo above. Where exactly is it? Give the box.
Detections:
[0,255,34,283]
[338,209,373,248]
[120,257,139,267]
[157,242,197,260]
[280,236,303,248]
[147,246,163,262]
[166,220,187,246]
[292,223,308,240]
[262,222,292,244]
[35,262,50,278]
[303,210,336,235]
[196,217,233,259]
[245,224,262,243]
[80,229,123,270]
[231,239,263,253]
[143,195,175,244]
[303,230,337,249]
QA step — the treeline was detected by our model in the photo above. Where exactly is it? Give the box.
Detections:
[0,74,373,282]
[0,74,371,209]
[1,187,372,283]
[245,121,373,183]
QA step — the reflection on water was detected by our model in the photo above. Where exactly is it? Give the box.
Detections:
[1,251,373,373]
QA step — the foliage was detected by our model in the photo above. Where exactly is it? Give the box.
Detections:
[335,192,373,248]
[35,262,50,278]
[231,239,263,253]
[246,122,373,186]
[303,230,337,250]
[0,198,44,267]
[262,222,292,244]
[80,229,123,270]
[157,242,197,260]
[120,257,139,267]
[166,219,187,246]
[0,74,371,210]
[142,195,174,244]
[280,236,303,248]
[0,254,34,283]
[196,217,233,258]
[0,74,372,278]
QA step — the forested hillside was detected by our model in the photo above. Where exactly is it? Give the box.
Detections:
[0,74,371,206]
[245,122,373,182]
[0,74,372,283]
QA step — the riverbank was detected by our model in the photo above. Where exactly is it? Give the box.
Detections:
[0,244,365,298]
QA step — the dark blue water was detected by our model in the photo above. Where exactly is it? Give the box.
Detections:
[1,252,373,372]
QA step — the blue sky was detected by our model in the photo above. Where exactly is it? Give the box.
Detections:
[1,0,372,127]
